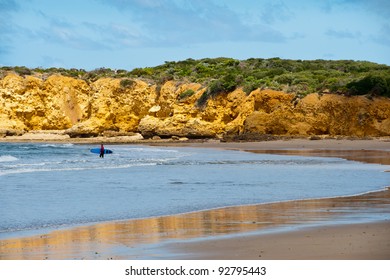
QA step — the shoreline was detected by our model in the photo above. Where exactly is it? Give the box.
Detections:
[1,134,390,147]
[1,185,389,240]
[0,188,390,260]
[1,187,389,260]
[0,139,389,259]
[2,137,390,166]
[148,138,390,165]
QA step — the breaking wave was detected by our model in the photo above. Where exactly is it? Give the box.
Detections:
[0,155,19,162]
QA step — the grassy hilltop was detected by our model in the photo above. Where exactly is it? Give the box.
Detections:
[2,58,390,106]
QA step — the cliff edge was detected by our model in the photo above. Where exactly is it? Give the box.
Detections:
[1,73,389,139]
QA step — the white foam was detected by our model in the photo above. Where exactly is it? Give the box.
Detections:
[40,143,74,148]
[0,155,19,162]
[0,162,158,176]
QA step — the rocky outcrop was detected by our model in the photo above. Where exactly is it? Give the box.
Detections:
[1,73,390,139]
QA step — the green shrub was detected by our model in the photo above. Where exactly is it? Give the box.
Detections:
[243,82,258,94]
[129,67,153,77]
[274,73,295,85]
[221,73,237,92]
[196,92,209,107]
[120,79,135,89]
[206,79,225,97]
[347,74,389,96]
[179,89,195,100]
[14,66,31,76]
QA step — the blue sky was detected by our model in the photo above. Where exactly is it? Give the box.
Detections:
[1,0,389,70]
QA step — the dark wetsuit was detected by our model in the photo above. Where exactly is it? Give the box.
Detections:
[99,145,104,158]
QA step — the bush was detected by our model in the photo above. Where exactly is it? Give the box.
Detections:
[206,79,224,97]
[347,74,390,96]
[120,79,135,89]
[221,73,237,92]
[196,92,209,107]
[179,89,195,100]
[243,82,259,94]
[14,66,31,76]
[129,67,153,77]
[274,73,295,85]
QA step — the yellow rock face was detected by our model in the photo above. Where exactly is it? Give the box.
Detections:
[1,73,389,138]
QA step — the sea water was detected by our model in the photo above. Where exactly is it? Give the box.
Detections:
[0,143,389,239]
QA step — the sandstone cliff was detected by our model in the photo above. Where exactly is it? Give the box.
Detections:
[1,73,389,139]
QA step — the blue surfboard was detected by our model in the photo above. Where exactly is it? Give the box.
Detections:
[90,148,113,154]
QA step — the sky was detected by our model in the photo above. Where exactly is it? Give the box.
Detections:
[1,0,389,70]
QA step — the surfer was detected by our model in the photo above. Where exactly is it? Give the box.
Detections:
[99,144,105,158]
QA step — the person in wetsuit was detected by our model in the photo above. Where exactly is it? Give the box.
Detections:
[99,144,105,158]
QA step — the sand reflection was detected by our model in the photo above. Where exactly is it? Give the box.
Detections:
[1,187,389,259]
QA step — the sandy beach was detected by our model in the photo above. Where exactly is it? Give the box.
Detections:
[0,138,389,259]
[167,221,390,260]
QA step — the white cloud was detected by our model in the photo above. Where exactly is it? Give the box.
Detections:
[259,0,293,24]
[83,22,145,48]
[95,0,287,45]
[2,0,390,68]
[325,29,361,39]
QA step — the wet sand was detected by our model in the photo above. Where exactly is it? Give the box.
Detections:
[168,221,390,260]
[0,138,389,259]
[1,187,389,260]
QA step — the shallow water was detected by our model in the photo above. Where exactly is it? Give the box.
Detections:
[0,143,389,239]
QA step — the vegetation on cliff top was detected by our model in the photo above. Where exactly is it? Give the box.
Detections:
[2,58,390,105]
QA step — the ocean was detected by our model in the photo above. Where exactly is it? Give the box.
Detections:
[1,143,389,239]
